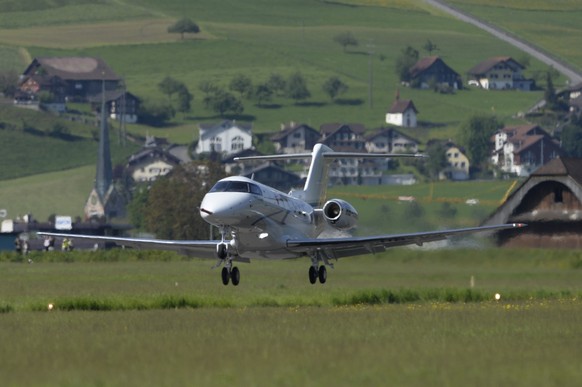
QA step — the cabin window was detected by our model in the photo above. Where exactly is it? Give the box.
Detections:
[554,188,563,203]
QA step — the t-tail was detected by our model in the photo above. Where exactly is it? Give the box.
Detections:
[234,144,426,207]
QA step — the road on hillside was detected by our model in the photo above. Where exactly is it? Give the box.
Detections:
[424,0,582,86]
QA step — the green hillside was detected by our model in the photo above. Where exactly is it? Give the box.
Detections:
[0,0,576,219]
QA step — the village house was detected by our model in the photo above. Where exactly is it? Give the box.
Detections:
[18,57,122,103]
[365,127,419,154]
[409,56,461,90]
[467,56,534,90]
[491,124,563,176]
[385,97,418,128]
[126,146,183,183]
[195,120,253,156]
[271,122,320,153]
[566,82,582,115]
[319,123,375,185]
[88,90,140,124]
[441,143,470,181]
[242,163,302,193]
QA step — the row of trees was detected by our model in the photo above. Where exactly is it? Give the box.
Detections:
[140,72,349,126]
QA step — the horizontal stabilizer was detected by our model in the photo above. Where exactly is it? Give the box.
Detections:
[234,152,426,161]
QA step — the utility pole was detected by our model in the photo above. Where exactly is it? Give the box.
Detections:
[367,41,375,109]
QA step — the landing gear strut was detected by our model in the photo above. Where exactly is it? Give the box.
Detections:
[215,228,241,286]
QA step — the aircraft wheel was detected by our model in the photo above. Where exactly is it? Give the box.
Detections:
[231,267,240,286]
[318,265,327,284]
[221,267,230,285]
[308,266,318,284]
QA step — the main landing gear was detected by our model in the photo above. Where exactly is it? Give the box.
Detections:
[308,265,327,284]
[308,252,330,284]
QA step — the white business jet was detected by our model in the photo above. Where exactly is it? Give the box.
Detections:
[39,144,524,286]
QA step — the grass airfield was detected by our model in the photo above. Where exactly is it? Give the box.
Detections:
[0,248,581,386]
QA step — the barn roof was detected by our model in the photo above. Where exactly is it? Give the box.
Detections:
[532,157,582,186]
[25,57,120,81]
[467,56,524,75]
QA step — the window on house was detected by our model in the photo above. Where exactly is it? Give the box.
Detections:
[231,136,244,151]
[210,137,222,152]
[293,132,301,138]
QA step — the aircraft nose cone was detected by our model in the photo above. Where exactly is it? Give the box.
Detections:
[200,193,251,225]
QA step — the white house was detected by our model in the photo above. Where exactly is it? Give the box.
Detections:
[491,125,562,176]
[467,57,533,91]
[385,98,418,128]
[195,120,253,155]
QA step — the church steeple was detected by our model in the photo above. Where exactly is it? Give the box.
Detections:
[95,78,112,200]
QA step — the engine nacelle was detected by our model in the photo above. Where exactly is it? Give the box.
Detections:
[322,199,359,230]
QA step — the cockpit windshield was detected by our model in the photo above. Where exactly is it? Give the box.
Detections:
[209,180,262,195]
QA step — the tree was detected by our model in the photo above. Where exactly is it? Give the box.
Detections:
[167,18,200,40]
[544,71,558,110]
[333,32,359,52]
[158,76,183,103]
[0,70,18,97]
[458,115,503,170]
[254,83,273,106]
[560,117,582,157]
[322,76,348,101]
[138,100,175,127]
[229,74,253,99]
[144,162,226,239]
[266,73,286,96]
[423,39,438,55]
[199,80,218,96]
[286,72,310,103]
[204,89,244,116]
[176,84,193,114]
[424,141,449,180]
[395,45,419,82]
[127,186,149,230]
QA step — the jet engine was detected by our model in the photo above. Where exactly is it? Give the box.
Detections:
[322,199,359,230]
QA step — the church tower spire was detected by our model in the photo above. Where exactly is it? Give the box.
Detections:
[95,78,112,200]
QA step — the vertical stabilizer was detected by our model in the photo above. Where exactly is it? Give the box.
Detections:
[301,144,333,206]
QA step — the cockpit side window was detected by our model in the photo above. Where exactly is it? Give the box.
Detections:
[249,183,262,196]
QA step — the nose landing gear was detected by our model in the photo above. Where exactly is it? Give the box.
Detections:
[215,228,241,286]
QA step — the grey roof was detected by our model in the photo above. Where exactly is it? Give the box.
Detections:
[468,56,524,75]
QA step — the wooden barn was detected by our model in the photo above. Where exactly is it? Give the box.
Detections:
[482,157,582,248]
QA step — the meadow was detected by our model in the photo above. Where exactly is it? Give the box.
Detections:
[0,248,581,386]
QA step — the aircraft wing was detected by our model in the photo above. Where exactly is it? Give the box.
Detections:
[36,232,219,259]
[285,223,525,259]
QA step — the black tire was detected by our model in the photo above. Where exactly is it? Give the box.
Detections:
[308,266,318,284]
[221,267,230,285]
[318,265,327,284]
[231,267,240,286]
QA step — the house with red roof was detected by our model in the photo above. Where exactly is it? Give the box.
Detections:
[491,124,563,176]
[18,57,122,102]
[385,97,418,128]
[467,56,534,90]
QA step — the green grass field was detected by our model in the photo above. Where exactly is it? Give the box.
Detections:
[0,248,581,386]
[448,0,582,74]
